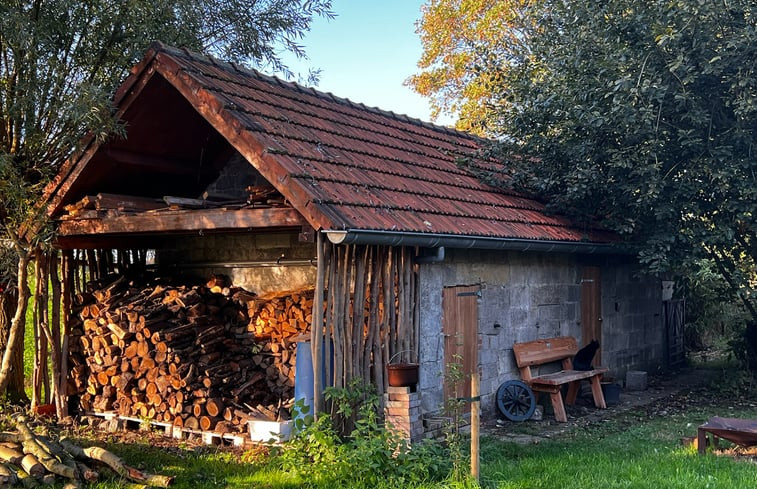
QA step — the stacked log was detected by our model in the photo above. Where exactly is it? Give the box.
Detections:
[69,274,312,434]
[0,416,173,487]
[246,289,314,405]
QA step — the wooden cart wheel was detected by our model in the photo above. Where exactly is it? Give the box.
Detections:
[496,380,536,422]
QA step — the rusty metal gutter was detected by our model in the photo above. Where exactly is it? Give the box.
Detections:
[324,229,626,255]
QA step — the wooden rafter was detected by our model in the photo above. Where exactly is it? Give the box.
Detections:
[57,208,307,236]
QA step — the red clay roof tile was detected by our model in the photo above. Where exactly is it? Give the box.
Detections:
[149,44,614,244]
[43,43,615,246]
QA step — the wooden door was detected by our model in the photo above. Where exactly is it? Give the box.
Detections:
[442,285,479,408]
[580,266,602,364]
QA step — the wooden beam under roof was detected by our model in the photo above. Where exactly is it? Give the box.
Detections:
[57,207,308,236]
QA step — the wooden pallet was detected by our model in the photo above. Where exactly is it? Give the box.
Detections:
[85,411,248,447]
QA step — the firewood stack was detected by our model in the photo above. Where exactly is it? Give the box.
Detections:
[68,274,313,435]
[0,416,173,487]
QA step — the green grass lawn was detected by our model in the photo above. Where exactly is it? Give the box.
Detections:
[67,368,756,489]
[480,411,756,489]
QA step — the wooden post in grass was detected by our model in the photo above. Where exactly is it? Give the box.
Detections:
[471,371,480,481]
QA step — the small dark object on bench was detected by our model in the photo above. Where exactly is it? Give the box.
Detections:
[512,336,608,422]
[573,339,599,371]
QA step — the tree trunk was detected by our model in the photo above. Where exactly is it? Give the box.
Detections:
[0,288,27,403]
[0,250,31,395]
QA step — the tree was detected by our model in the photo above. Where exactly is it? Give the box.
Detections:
[0,244,24,402]
[0,0,333,397]
[409,0,536,135]
[414,0,757,368]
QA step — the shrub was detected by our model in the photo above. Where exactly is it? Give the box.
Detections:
[265,379,453,488]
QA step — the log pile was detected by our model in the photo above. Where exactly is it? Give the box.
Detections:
[0,416,173,487]
[69,274,313,435]
[60,188,286,221]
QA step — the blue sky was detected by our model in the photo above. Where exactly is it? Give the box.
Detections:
[282,0,452,125]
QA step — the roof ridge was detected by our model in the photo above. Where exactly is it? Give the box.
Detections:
[151,42,479,143]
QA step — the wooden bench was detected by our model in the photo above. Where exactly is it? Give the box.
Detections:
[512,336,608,422]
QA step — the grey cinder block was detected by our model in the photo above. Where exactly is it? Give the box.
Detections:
[626,370,648,391]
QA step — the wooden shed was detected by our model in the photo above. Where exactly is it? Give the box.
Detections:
[38,43,668,439]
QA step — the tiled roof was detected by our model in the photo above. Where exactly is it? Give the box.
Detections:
[48,43,616,246]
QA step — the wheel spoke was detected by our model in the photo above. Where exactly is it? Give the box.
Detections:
[497,380,536,421]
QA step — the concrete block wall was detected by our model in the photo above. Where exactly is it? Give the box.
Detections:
[155,232,317,295]
[417,249,663,418]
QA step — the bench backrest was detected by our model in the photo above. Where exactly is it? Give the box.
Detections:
[512,336,578,369]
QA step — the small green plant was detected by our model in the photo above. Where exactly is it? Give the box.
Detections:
[324,377,379,437]
[442,354,470,483]
[271,401,345,484]
[139,414,154,432]
[267,378,452,487]
[289,397,314,433]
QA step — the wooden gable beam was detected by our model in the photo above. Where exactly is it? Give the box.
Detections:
[38,63,163,223]
[153,52,342,233]
[57,207,307,236]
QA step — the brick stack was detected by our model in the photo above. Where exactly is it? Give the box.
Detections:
[384,386,423,443]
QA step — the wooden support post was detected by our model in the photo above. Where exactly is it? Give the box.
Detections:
[60,250,75,419]
[697,426,707,455]
[550,390,567,423]
[471,371,480,481]
[311,232,325,418]
[590,375,607,409]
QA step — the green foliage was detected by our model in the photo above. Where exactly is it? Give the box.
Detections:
[324,377,381,436]
[490,0,754,261]
[0,0,333,242]
[410,0,534,134]
[426,0,756,364]
[268,379,452,488]
[684,259,750,352]
[442,354,470,482]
